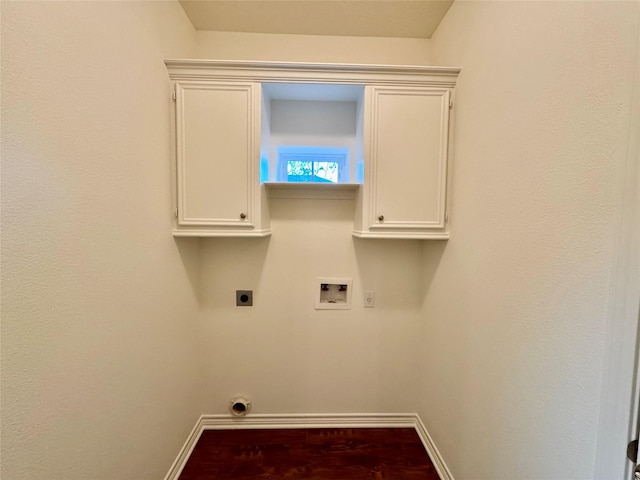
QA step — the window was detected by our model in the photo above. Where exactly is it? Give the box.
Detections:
[276,146,349,183]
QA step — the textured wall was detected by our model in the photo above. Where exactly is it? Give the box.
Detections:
[198,199,424,414]
[420,2,640,479]
[1,2,201,479]
[195,31,431,65]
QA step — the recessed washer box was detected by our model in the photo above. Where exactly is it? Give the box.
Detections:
[315,277,352,310]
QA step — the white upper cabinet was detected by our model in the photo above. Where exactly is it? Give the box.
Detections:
[166,60,459,239]
[173,81,270,237]
[352,86,451,239]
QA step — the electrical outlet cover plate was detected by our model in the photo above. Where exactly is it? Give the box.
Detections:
[315,277,352,310]
[364,290,375,308]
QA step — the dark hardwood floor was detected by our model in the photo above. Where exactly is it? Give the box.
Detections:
[179,428,441,479]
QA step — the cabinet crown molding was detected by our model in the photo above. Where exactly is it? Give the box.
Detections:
[165,59,460,87]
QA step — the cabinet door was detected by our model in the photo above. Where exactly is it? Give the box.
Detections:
[175,82,260,231]
[365,86,450,235]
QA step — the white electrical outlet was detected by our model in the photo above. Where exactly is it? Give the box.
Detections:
[364,291,375,308]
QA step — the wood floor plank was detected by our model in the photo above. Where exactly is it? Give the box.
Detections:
[179,428,441,479]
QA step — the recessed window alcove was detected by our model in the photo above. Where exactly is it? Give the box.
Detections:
[260,82,365,185]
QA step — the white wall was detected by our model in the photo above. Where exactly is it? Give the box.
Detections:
[1,2,201,479]
[195,31,431,65]
[268,99,359,181]
[420,2,640,479]
[198,200,424,414]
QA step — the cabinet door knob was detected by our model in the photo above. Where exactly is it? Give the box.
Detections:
[378,215,384,222]
[240,213,246,219]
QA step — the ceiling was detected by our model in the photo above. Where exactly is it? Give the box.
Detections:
[179,1,454,39]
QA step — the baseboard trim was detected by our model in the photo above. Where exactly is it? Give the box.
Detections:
[414,415,455,480]
[164,417,205,480]
[164,413,454,480]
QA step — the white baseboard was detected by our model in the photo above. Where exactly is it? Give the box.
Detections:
[414,414,455,480]
[164,417,205,480]
[164,413,453,480]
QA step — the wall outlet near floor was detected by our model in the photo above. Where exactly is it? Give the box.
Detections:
[364,291,375,308]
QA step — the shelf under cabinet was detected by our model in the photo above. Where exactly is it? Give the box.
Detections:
[173,228,272,238]
[351,229,450,240]
[264,182,360,200]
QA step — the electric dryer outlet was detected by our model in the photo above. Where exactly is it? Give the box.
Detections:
[236,290,253,306]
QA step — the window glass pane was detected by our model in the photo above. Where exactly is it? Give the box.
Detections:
[287,160,313,177]
[313,162,338,182]
[277,146,349,183]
